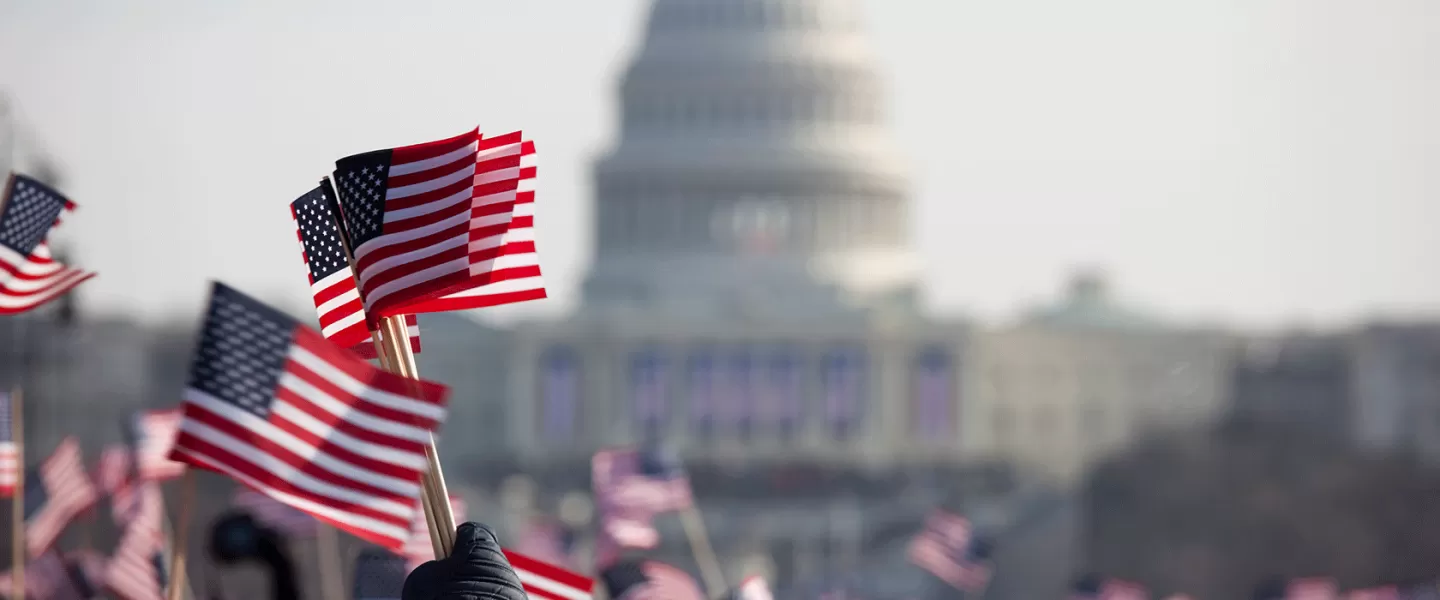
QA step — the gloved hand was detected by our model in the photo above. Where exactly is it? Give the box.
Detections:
[402,522,528,600]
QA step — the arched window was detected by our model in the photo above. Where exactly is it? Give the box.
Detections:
[821,347,867,440]
[538,347,581,439]
[721,350,755,438]
[912,347,956,441]
[630,347,668,436]
[759,349,804,441]
[687,350,717,438]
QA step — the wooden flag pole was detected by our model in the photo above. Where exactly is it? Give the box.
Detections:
[321,176,456,556]
[10,386,24,600]
[315,525,345,600]
[166,471,197,600]
[678,506,726,598]
[376,316,458,552]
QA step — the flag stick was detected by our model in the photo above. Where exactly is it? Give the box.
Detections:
[377,315,458,551]
[678,506,726,597]
[315,525,344,600]
[10,386,24,600]
[320,176,456,555]
[166,471,197,600]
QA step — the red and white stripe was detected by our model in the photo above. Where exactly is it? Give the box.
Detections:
[26,437,99,557]
[136,409,186,481]
[0,392,17,498]
[398,135,545,313]
[503,549,594,600]
[105,483,165,600]
[96,445,138,520]
[170,326,449,551]
[290,200,420,360]
[0,241,93,315]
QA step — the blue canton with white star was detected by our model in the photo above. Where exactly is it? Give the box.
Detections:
[292,186,350,282]
[333,149,393,250]
[0,175,69,256]
[187,283,299,419]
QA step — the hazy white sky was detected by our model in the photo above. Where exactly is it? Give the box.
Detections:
[1,0,1437,328]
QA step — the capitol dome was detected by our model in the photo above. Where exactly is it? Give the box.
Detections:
[585,0,917,318]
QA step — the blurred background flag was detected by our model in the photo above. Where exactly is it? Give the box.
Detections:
[165,282,450,551]
[126,409,186,482]
[24,437,98,557]
[907,509,993,593]
[290,184,420,360]
[0,392,16,497]
[0,551,86,600]
[0,174,93,314]
[731,575,774,600]
[95,444,137,520]
[104,483,167,600]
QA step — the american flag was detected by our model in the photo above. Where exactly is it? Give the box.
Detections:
[907,509,992,592]
[0,552,87,600]
[398,135,545,313]
[96,444,139,520]
[913,348,953,439]
[24,437,99,557]
[592,447,692,518]
[609,561,706,600]
[332,130,541,319]
[733,575,774,600]
[289,184,420,360]
[821,349,865,436]
[105,483,167,600]
[231,487,317,538]
[352,547,408,600]
[400,495,468,569]
[0,175,94,314]
[166,282,450,551]
[0,392,17,497]
[1286,578,1338,599]
[127,409,186,481]
[502,549,594,600]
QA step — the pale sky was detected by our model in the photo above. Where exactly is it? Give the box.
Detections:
[1,0,1437,329]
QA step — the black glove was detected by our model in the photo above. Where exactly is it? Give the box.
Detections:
[402,522,529,600]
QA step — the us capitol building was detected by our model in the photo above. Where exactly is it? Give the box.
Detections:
[418,0,1232,596]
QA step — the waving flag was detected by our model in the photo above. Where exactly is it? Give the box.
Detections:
[503,550,593,600]
[593,447,692,518]
[127,409,186,481]
[289,184,420,359]
[96,445,139,520]
[64,550,107,598]
[24,437,99,557]
[908,509,992,592]
[0,392,17,497]
[0,175,94,314]
[400,136,545,313]
[167,282,450,551]
[105,483,167,600]
[331,130,539,319]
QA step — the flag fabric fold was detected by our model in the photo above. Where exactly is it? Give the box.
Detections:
[907,509,992,593]
[331,130,543,319]
[105,483,167,600]
[290,184,420,359]
[166,281,450,551]
[24,437,99,557]
[231,487,317,539]
[126,409,186,482]
[0,175,95,314]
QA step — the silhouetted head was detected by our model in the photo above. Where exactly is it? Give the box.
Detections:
[639,443,685,480]
[1070,573,1102,595]
[1251,578,1287,600]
